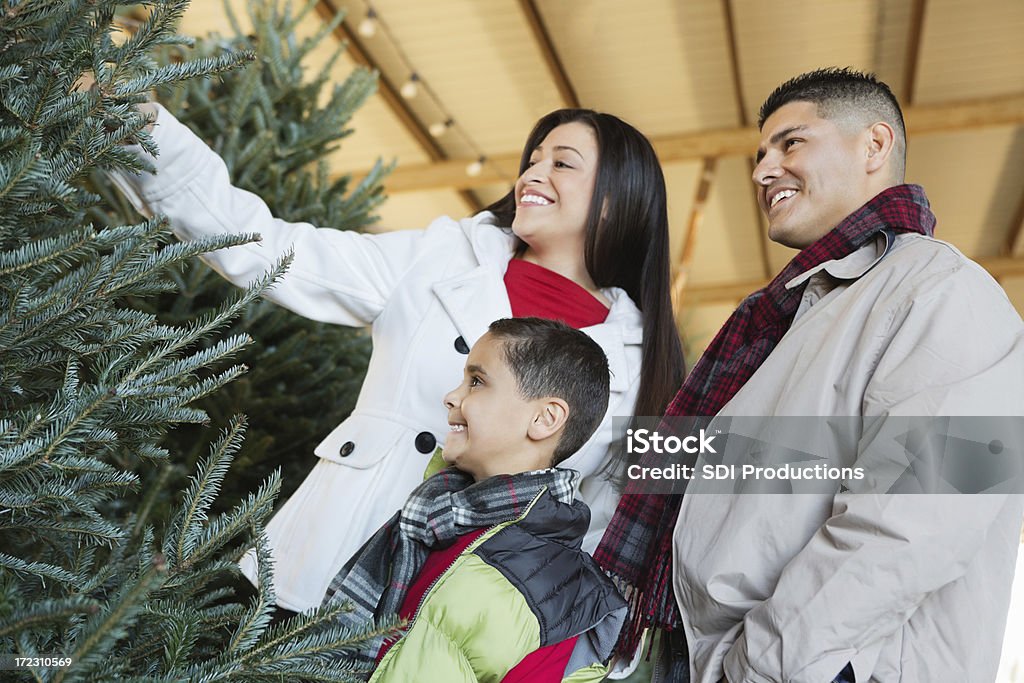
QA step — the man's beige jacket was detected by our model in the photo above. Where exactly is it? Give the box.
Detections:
[673,232,1024,683]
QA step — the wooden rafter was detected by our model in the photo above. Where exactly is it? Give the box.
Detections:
[903,92,1024,132]
[346,93,1024,192]
[684,279,767,307]
[1006,188,1024,257]
[517,0,579,108]
[314,1,483,211]
[902,0,928,104]
[722,0,749,125]
[671,158,717,312]
[680,255,1024,307]
[722,0,772,281]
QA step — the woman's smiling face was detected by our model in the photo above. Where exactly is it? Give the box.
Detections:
[511,122,599,255]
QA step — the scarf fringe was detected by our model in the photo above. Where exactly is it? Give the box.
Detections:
[606,559,682,656]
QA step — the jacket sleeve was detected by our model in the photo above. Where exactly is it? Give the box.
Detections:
[107,103,428,326]
[722,262,1024,683]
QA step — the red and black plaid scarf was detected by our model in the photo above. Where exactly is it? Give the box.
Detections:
[594,184,937,654]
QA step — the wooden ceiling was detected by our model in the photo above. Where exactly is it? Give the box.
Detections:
[179,0,1024,355]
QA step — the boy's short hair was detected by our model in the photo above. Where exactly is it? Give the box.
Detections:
[758,67,907,182]
[487,318,610,465]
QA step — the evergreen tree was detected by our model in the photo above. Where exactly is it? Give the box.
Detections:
[0,1,395,680]
[90,0,388,513]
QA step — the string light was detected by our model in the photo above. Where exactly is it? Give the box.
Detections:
[465,156,486,177]
[429,119,453,138]
[357,8,378,38]
[399,72,419,99]
[351,4,512,186]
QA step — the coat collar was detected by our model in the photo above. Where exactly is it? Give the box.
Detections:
[517,486,592,548]
[432,265,513,347]
[432,212,642,394]
[784,230,895,290]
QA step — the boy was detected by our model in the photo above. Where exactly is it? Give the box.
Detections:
[324,317,627,682]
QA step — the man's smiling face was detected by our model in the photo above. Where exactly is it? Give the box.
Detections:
[752,101,870,249]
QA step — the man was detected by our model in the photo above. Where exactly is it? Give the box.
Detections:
[596,68,1024,682]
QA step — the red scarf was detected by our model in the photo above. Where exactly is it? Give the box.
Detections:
[594,184,937,654]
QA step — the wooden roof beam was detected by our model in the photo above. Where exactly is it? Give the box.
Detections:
[517,0,579,108]
[348,93,1024,192]
[721,0,772,282]
[902,0,928,104]
[904,92,1024,133]
[722,0,749,126]
[672,158,717,313]
[1006,188,1024,257]
[683,279,767,307]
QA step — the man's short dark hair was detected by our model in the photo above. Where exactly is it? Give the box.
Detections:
[758,67,907,181]
[487,317,610,465]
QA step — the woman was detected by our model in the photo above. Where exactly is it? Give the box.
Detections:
[110,104,685,615]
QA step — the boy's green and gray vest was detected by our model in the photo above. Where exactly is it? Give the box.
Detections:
[373,488,626,682]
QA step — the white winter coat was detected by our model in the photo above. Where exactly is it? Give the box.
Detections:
[110,105,642,611]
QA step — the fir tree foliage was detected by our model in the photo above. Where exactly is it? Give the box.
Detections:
[1,1,395,680]
[91,0,389,512]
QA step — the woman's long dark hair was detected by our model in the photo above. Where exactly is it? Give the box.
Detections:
[485,109,685,429]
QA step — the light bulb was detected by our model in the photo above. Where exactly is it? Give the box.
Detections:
[429,119,451,137]
[466,157,485,177]
[357,17,376,37]
[400,74,419,99]
[358,8,378,38]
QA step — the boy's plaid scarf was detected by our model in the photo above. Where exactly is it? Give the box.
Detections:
[594,184,937,654]
[323,466,578,662]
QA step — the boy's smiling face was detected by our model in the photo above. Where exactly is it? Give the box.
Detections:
[442,332,557,481]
